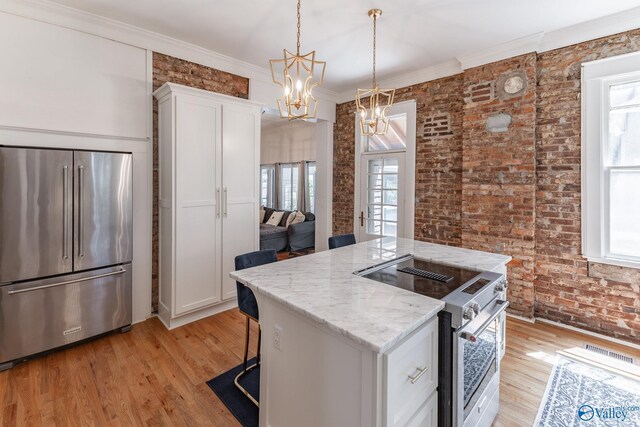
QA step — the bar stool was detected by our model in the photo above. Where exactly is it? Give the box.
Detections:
[328,233,356,249]
[234,249,277,407]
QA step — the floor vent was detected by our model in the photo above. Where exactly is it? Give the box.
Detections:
[584,344,635,364]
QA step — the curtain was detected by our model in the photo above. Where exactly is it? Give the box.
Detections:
[274,162,281,210]
[298,161,308,212]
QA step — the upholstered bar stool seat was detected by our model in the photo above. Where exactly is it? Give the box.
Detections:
[234,249,277,407]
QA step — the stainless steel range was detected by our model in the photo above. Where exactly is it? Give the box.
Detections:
[356,254,508,427]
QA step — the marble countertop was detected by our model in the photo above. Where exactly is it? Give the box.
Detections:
[230,237,511,353]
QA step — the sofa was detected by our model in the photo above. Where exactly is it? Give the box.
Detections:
[260,208,315,252]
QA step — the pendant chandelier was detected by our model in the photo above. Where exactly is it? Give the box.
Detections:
[269,0,326,120]
[356,9,395,136]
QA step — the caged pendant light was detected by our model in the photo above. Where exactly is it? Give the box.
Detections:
[269,0,326,120]
[356,9,395,136]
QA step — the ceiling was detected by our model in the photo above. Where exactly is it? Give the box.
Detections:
[48,0,640,92]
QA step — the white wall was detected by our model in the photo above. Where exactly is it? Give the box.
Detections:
[0,11,152,324]
[0,12,148,139]
[260,120,317,164]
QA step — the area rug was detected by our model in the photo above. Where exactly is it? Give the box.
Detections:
[207,358,259,427]
[534,355,640,426]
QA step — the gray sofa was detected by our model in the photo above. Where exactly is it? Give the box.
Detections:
[260,208,315,252]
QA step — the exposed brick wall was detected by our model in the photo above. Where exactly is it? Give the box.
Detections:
[462,53,537,317]
[332,30,640,344]
[332,75,464,246]
[152,52,249,312]
[535,30,640,341]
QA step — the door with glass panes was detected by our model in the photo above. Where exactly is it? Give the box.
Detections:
[358,152,405,241]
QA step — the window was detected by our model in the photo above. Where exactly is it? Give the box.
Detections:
[582,53,640,267]
[365,114,407,152]
[260,165,275,208]
[306,162,316,213]
[279,163,299,211]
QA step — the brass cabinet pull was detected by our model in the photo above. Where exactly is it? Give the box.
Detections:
[408,366,428,384]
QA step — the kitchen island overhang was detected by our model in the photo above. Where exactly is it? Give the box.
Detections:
[230,237,511,427]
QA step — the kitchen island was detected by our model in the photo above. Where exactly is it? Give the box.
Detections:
[230,237,511,427]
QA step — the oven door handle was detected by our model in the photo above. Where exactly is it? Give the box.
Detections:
[459,299,509,341]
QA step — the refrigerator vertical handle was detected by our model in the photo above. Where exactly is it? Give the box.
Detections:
[216,188,221,218]
[62,165,69,260]
[224,187,228,217]
[78,164,84,258]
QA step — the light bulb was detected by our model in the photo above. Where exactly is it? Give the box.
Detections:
[284,86,291,96]
[375,106,381,117]
[360,110,367,119]
[296,79,302,91]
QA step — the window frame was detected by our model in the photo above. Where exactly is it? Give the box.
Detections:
[260,164,276,209]
[279,162,300,211]
[306,161,316,214]
[582,52,640,269]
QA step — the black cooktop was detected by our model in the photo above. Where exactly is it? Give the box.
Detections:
[361,257,480,300]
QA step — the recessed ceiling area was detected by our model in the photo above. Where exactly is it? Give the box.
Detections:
[48,0,640,92]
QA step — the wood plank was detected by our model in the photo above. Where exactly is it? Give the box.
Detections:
[1,309,639,426]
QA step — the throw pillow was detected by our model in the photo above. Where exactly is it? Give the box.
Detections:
[290,211,305,226]
[259,209,265,223]
[279,211,292,227]
[285,211,296,228]
[266,211,285,226]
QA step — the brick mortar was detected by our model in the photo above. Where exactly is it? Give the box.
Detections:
[333,30,640,344]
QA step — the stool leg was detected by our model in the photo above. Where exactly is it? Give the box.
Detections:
[257,326,262,366]
[242,316,250,372]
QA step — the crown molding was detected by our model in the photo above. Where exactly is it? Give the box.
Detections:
[2,0,639,106]
[456,32,545,70]
[0,0,339,102]
[539,6,640,53]
[337,59,462,104]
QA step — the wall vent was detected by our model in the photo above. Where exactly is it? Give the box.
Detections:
[584,344,634,364]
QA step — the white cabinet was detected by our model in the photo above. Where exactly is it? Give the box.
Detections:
[384,319,438,426]
[154,83,260,329]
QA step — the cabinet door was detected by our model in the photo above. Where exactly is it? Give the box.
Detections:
[221,103,260,301]
[174,95,222,315]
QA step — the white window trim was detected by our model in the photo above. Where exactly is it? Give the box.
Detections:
[582,51,640,269]
[353,100,417,240]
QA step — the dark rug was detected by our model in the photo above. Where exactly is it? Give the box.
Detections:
[207,358,259,427]
[534,355,640,426]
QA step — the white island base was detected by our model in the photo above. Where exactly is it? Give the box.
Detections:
[230,238,511,427]
[257,295,439,427]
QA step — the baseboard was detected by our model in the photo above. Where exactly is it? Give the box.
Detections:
[535,317,640,351]
[156,299,238,330]
[506,312,536,323]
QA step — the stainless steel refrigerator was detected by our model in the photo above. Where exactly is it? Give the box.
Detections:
[0,146,133,370]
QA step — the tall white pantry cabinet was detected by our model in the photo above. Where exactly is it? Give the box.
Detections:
[154,83,261,329]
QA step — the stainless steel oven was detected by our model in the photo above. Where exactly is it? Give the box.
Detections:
[455,299,508,427]
[355,254,507,427]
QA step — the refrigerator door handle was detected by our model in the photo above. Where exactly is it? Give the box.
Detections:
[7,268,126,295]
[78,164,84,258]
[62,165,69,260]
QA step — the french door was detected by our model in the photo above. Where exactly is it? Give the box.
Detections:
[358,152,406,241]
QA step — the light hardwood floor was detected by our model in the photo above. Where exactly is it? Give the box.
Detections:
[1,310,638,426]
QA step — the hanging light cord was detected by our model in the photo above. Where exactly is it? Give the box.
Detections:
[372,13,377,89]
[296,0,301,56]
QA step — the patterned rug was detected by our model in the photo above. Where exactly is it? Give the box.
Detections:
[535,355,640,426]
